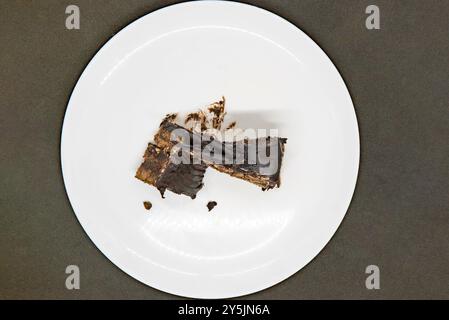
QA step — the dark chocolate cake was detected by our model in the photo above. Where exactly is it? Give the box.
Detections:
[135,97,287,198]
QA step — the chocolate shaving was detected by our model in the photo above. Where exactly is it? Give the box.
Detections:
[207,97,226,130]
[162,113,178,123]
[185,110,208,131]
[185,112,200,123]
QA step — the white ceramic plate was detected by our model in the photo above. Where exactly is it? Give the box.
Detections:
[61,1,359,298]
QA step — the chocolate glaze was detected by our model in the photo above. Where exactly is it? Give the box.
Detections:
[154,120,287,190]
[207,201,217,211]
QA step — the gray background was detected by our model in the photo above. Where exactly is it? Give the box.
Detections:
[1,0,448,299]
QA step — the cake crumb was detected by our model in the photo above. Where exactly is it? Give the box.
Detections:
[207,201,217,212]
[143,201,152,211]
[226,121,236,130]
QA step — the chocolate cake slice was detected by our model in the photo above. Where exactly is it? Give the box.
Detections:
[154,118,287,190]
[135,142,206,199]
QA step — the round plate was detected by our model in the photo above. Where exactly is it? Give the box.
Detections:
[61,1,359,298]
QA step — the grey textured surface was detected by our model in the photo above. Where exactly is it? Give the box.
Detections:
[1,0,448,299]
